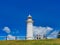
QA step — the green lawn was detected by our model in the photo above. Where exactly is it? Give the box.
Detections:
[0,39,60,45]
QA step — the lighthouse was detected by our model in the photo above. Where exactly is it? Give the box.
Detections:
[26,14,33,40]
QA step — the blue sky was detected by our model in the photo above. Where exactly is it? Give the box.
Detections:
[0,0,60,40]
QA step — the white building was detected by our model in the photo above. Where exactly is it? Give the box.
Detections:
[7,34,16,40]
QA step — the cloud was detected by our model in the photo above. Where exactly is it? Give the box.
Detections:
[33,26,53,39]
[7,34,16,40]
[3,27,11,33]
[47,30,59,39]
[33,26,53,35]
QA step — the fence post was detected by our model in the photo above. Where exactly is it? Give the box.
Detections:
[6,36,7,40]
[15,36,17,40]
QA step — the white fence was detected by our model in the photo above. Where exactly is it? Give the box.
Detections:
[0,34,60,40]
[0,36,26,40]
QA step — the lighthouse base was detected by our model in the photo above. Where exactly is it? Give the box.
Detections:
[26,37,34,40]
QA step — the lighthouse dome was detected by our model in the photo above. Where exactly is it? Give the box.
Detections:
[28,14,32,19]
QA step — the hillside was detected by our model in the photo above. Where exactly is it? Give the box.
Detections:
[0,39,60,45]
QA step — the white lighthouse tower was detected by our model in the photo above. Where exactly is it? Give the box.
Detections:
[26,14,33,40]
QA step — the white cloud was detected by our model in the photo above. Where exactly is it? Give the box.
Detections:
[33,26,53,39]
[7,34,16,40]
[33,26,53,35]
[47,30,59,39]
[3,27,11,33]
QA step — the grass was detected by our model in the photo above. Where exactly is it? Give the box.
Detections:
[0,39,60,45]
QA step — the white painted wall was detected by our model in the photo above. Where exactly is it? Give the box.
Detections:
[26,18,33,40]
